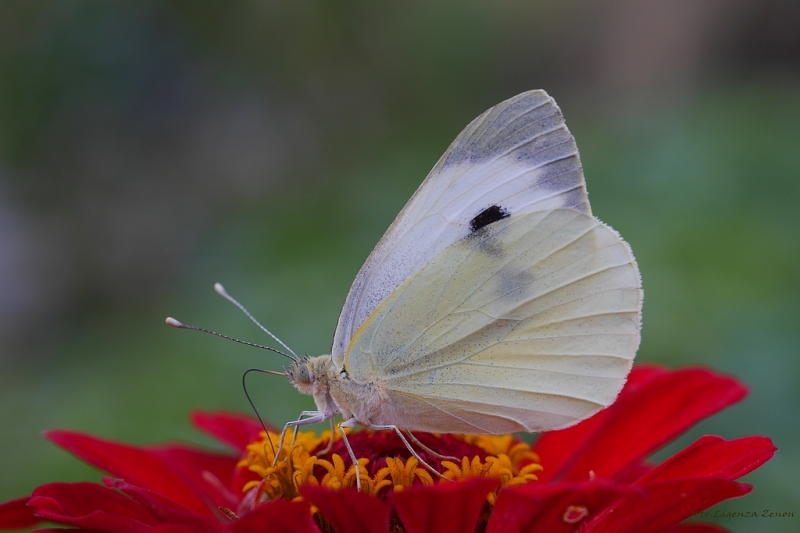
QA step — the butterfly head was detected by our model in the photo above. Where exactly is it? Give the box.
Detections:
[285,355,341,423]
[286,357,316,394]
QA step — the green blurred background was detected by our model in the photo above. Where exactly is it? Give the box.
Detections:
[1,1,798,531]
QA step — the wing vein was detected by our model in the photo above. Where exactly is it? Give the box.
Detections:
[403,386,608,408]
[448,97,553,184]
[387,353,632,381]
[436,137,579,216]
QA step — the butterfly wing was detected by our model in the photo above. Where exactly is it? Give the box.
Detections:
[332,90,589,365]
[345,209,642,434]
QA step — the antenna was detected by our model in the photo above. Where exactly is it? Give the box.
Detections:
[165,317,297,361]
[214,283,298,359]
[243,368,286,457]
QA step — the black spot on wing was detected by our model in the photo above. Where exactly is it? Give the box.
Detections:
[470,205,510,233]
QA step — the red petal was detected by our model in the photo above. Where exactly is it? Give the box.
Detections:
[390,478,498,533]
[301,486,391,533]
[487,480,631,533]
[533,365,668,481]
[32,530,100,533]
[0,496,42,530]
[636,435,776,484]
[28,482,157,532]
[548,368,747,482]
[148,446,241,509]
[611,461,652,483]
[230,500,320,533]
[191,411,266,453]
[107,479,227,533]
[583,477,751,533]
[45,430,215,517]
[661,524,731,533]
[152,526,198,533]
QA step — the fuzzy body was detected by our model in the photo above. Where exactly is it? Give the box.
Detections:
[287,355,389,428]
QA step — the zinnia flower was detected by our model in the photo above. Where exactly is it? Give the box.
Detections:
[0,365,776,533]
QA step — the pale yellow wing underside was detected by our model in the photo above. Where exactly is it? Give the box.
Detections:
[344,208,642,434]
[332,90,588,365]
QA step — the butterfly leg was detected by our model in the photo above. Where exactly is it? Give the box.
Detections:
[289,411,322,448]
[337,417,365,492]
[405,430,459,462]
[367,423,446,480]
[272,411,331,466]
[316,418,336,455]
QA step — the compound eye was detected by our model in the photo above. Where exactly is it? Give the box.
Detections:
[295,364,311,384]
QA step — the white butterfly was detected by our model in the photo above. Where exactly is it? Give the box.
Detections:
[280,90,642,486]
[165,90,642,488]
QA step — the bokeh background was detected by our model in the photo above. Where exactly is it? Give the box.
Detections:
[1,1,798,531]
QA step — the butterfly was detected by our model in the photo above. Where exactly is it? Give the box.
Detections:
[280,90,642,486]
[169,90,642,489]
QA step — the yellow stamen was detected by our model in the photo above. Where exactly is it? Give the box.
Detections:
[459,434,541,470]
[237,428,542,506]
[441,452,543,504]
[374,457,435,493]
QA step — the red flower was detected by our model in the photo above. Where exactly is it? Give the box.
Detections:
[0,366,776,533]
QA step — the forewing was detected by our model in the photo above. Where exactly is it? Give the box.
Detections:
[345,209,642,434]
[332,90,588,365]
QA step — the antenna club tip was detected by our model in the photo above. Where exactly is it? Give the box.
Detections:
[214,283,227,296]
[165,317,184,328]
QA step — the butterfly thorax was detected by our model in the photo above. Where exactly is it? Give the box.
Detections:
[287,355,389,427]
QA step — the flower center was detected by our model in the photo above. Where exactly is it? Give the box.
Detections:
[237,428,542,506]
